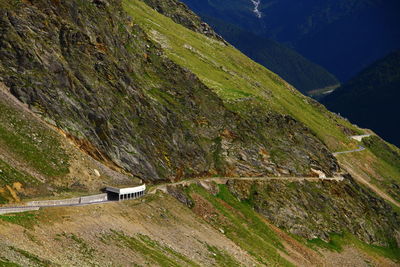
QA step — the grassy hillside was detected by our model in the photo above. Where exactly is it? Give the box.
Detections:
[0,0,346,182]
[0,86,68,203]
[141,0,339,94]
[334,135,400,206]
[124,0,360,152]
[0,0,399,266]
[0,84,137,204]
[0,185,398,266]
[124,2,400,210]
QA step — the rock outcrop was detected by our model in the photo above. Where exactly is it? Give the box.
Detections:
[227,176,400,247]
[0,0,338,181]
[140,0,225,42]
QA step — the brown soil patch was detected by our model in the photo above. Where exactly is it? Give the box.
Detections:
[256,211,325,266]
[338,157,400,208]
[191,193,229,226]
[322,245,398,267]
[0,194,257,266]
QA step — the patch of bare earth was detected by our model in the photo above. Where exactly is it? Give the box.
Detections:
[338,155,400,208]
[189,188,324,267]
[0,194,258,266]
[322,246,398,267]
[262,220,325,266]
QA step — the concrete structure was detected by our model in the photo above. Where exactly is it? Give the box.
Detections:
[79,193,108,204]
[0,207,40,215]
[105,184,146,201]
[27,197,81,207]
[351,134,371,142]
[26,193,110,207]
[0,185,147,215]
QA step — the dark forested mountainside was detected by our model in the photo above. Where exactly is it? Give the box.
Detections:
[322,51,400,147]
[142,0,339,94]
[181,0,400,82]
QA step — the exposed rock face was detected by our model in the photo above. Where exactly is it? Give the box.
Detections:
[227,176,400,247]
[166,185,194,208]
[0,0,338,181]
[140,0,225,42]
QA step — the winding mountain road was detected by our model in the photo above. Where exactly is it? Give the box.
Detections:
[0,134,373,215]
[150,135,373,194]
[149,176,345,194]
[332,145,366,156]
[332,134,371,156]
[332,134,400,208]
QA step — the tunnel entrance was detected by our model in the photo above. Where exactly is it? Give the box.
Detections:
[107,191,120,201]
[105,185,146,201]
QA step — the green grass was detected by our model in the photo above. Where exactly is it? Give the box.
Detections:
[107,231,200,267]
[307,232,400,262]
[9,247,51,267]
[0,159,39,188]
[336,146,400,205]
[206,244,242,267]
[357,136,400,203]
[0,100,69,178]
[363,136,400,176]
[0,212,38,229]
[123,0,362,151]
[0,258,20,267]
[189,184,293,266]
[65,233,95,258]
[307,233,343,252]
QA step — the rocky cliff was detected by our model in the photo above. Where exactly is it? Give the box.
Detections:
[226,177,400,247]
[0,0,400,265]
[140,0,224,41]
[0,0,338,182]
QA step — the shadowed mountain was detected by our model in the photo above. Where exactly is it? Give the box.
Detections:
[322,50,400,147]
[142,0,339,94]
[181,0,400,82]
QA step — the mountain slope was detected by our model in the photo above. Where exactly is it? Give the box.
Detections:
[0,0,399,266]
[133,0,400,209]
[1,79,397,266]
[141,0,339,94]
[123,0,400,245]
[139,0,223,41]
[1,183,399,266]
[127,0,362,153]
[322,50,400,147]
[0,82,137,204]
[181,0,400,81]
[0,0,350,184]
